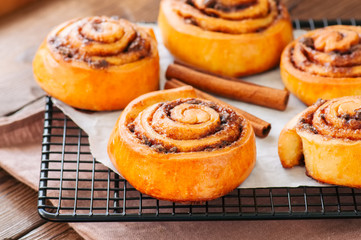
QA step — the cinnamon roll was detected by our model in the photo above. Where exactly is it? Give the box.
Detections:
[158,0,293,77]
[281,25,361,106]
[33,16,159,111]
[107,86,256,202]
[278,96,361,188]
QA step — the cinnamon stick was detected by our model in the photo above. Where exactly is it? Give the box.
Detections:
[165,63,289,111]
[165,79,271,138]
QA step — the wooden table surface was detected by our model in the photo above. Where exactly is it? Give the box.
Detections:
[1,0,361,239]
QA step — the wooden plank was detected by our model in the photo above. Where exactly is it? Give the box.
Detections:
[0,0,39,17]
[19,222,83,240]
[284,0,361,19]
[0,168,82,239]
[0,168,45,239]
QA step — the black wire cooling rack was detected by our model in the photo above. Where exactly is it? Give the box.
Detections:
[38,19,361,222]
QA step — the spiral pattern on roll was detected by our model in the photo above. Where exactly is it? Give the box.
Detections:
[127,98,245,153]
[167,0,282,34]
[290,25,361,78]
[298,96,361,141]
[47,16,155,68]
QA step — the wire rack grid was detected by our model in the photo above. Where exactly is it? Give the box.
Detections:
[38,19,361,222]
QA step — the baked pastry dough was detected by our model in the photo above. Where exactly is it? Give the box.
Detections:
[108,86,256,202]
[281,25,361,106]
[158,0,293,77]
[278,96,361,188]
[33,16,159,111]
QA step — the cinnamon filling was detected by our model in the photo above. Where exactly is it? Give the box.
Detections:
[298,97,361,140]
[339,109,361,129]
[169,0,282,34]
[290,26,361,78]
[47,17,153,69]
[188,0,258,13]
[127,98,244,153]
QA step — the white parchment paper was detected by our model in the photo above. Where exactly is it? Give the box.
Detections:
[54,25,327,188]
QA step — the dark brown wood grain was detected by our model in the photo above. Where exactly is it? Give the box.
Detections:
[0,168,82,240]
[284,0,361,19]
[1,0,361,239]
[19,222,82,240]
[0,168,45,239]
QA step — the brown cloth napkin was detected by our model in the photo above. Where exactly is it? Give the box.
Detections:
[1,99,361,240]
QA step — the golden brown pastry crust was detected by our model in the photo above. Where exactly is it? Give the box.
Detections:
[278,96,361,188]
[158,0,293,77]
[281,25,361,106]
[33,16,159,111]
[107,86,256,202]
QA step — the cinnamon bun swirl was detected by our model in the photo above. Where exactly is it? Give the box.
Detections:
[278,96,361,188]
[158,0,293,77]
[33,16,159,111]
[281,25,361,106]
[108,86,256,202]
